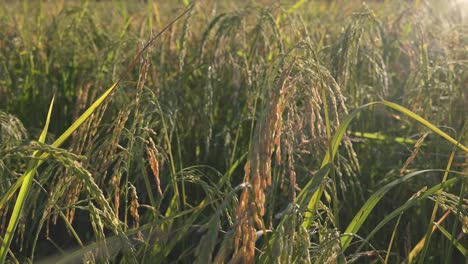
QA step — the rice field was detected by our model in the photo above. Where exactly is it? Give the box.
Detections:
[0,0,466,263]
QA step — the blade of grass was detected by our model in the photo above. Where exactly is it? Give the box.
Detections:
[384,213,403,263]
[340,169,444,250]
[434,221,467,257]
[407,209,452,263]
[380,101,468,153]
[445,176,466,263]
[0,96,54,262]
[296,163,332,211]
[349,131,418,144]
[354,176,461,254]
[301,100,355,228]
[321,85,340,228]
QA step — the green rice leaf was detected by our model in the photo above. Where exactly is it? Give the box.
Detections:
[0,96,54,262]
[380,101,467,153]
[340,169,444,250]
[355,176,460,253]
[434,222,467,257]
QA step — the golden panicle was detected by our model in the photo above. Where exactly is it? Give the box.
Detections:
[146,138,163,196]
[233,70,291,263]
[130,186,144,241]
[112,175,120,218]
[400,133,428,175]
[65,179,83,224]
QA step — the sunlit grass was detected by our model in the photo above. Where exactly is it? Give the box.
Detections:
[0,0,466,263]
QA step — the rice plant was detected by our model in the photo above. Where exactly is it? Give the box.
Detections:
[0,0,466,263]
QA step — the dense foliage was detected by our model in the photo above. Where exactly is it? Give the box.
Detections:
[0,0,466,263]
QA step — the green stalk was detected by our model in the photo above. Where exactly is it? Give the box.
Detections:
[321,86,340,228]
[418,150,456,263]
[0,96,54,262]
[385,213,402,263]
[445,179,466,263]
